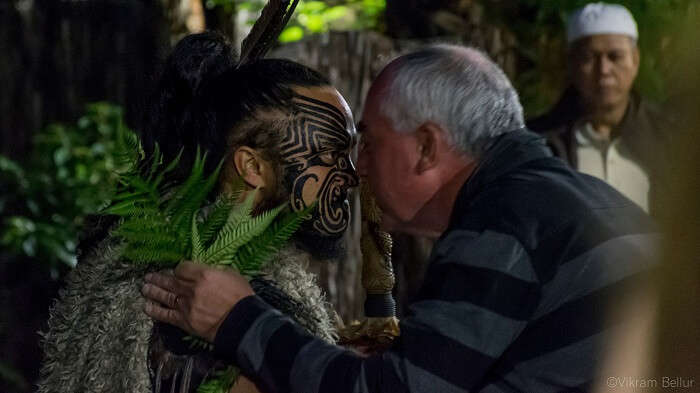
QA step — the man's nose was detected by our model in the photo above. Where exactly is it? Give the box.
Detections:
[598,56,613,75]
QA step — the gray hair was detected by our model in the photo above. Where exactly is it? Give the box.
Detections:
[379,44,524,157]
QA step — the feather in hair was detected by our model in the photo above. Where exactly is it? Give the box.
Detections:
[239,0,300,65]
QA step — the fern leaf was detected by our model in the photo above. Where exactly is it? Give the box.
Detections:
[168,154,225,245]
[191,214,204,261]
[103,197,152,216]
[197,365,239,393]
[145,144,162,181]
[116,229,178,244]
[232,203,314,275]
[117,206,163,218]
[113,214,170,233]
[198,197,236,247]
[164,148,207,214]
[224,174,246,202]
[122,247,182,266]
[119,233,180,252]
[217,188,258,238]
[113,123,142,172]
[145,147,184,194]
[108,189,150,203]
[204,203,286,266]
[198,189,257,259]
[183,335,214,352]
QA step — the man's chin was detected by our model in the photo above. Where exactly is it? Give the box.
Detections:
[293,226,347,261]
[594,90,626,107]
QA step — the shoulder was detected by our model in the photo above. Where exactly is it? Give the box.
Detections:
[527,88,581,135]
[634,94,676,136]
[450,160,584,245]
[432,228,538,284]
[449,161,653,267]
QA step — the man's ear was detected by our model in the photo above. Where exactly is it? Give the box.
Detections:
[230,146,276,190]
[414,122,443,173]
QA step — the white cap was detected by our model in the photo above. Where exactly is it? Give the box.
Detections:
[567,3,638,44]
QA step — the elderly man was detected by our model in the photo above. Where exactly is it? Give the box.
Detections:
[528,2,673,213]
[143,44,657,392]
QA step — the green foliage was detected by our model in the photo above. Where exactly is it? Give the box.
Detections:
[108,148,310,274]
[107,146,313,391]
[0,103,136,273]
[206,0,238,13]
[197,365,240,393]
[183,335,214,352]
[231,202,314,274]
[107,146,313,388]
[282,0,386,42]
[208,0,385,43]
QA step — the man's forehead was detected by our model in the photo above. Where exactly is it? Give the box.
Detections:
[573,34,636,52]
[292,85,353,124]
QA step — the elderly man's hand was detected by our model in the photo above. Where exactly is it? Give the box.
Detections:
[142,261,254,342]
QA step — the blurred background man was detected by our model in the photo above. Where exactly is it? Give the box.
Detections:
[528,2,673,213]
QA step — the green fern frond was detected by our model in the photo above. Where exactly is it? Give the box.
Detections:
[164,148,207,214]
[113,215,170,235]
[225,174,246,202]
[115,229,178,244]
[145,144,163,181]
[183,335,214,352]
[121,247,182,266]
[197,365,239,393]
[191,214,204,261]
[113,121,143,171]
[168,154,224,243]
[196,190,258,261]
[198,197,236,248]
[147,147,183,192]
[203,203,286,266]
[103,198,152,216]
[231,204,314,275]
[218,188,258,236]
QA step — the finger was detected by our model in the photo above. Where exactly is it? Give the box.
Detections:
[141,283,179,309]
[144,301,186,330]
[144,271,183,293]
[174,260,205,281]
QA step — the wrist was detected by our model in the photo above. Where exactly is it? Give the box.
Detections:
[213,295,272,362]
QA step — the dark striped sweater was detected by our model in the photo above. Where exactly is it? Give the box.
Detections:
[214,130,658,393]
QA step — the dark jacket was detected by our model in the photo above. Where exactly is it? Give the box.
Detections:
[527,88,674,212]
[212,130,658,393]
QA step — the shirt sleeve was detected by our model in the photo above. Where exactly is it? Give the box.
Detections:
[214,230,540,393]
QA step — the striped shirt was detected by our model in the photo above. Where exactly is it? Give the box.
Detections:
[214,130,657,393]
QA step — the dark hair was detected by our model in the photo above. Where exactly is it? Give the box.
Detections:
[140,33,330,184]
[195,58,330,169]
[138,31,236,182]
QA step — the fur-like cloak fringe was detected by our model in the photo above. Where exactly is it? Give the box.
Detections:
[37,233,336,393]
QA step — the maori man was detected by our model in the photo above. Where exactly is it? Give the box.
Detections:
[38,33,360,393]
